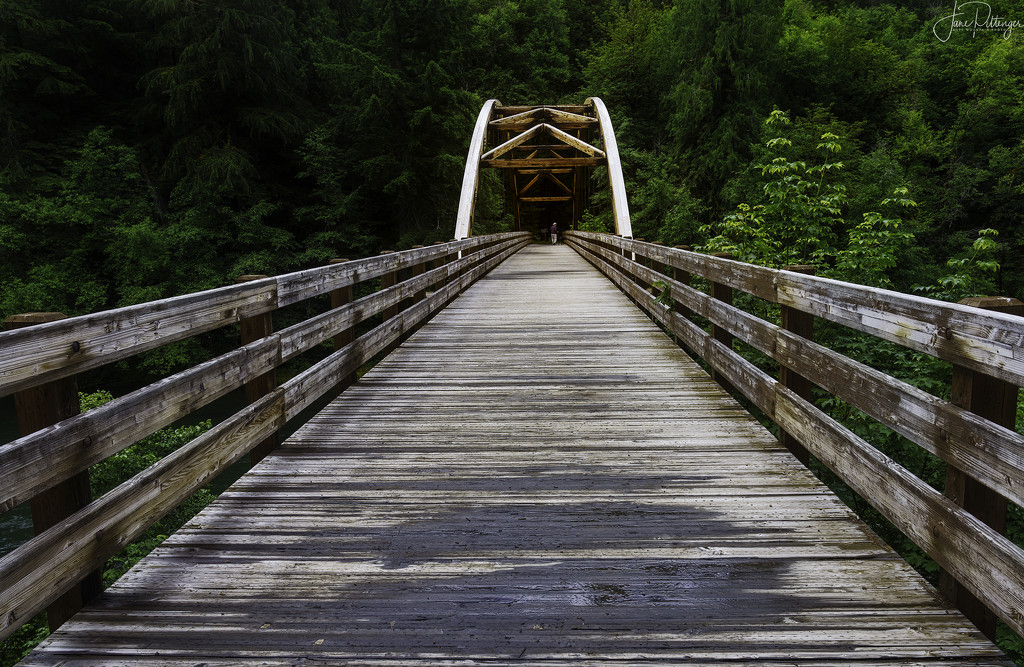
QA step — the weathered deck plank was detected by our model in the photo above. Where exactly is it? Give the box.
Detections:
[22,244,1009,665]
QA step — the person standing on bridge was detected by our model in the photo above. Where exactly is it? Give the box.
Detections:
[550,222,558,245]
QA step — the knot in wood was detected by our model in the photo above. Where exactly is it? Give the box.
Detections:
[937,326,953,340]
[70,341,81,353]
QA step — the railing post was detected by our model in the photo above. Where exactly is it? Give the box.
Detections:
[447,241,459,286]
[2,312,103,631]
[779,265,816,466]
[236,275,279,464]
[672,246,692,318]
[431,242,447,294]
[410,245,427,304]
[668,246,693,345]
[940,296,1023,640]
[380,251,398,320]
[329,259,357,393]
[709,252,734,392]
[651,241,666,276]
[650,241,669,304]
[671,246,691,281]
[633,238,647,262]
[632,238,650,302]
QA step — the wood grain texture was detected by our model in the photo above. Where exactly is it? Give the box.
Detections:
[0,237,528,516]
[568,234,1024,509]
[0,237,529,643]
[569,234,1024,640]
[0,235,528,512]
[0,339,281,513]
[483,157,605,169]
[571,231,1024,387]
[0,281,277,399]
[0,235,527,400]
[22,244,1009,665]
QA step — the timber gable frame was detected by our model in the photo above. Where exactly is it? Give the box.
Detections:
[455,99,633,239]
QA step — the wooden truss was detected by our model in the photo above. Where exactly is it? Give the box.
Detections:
[455,99,633,239]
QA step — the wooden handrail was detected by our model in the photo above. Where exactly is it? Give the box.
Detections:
[565,230,1024,641]
[0,232,530,641]
[0,237,515,399]
[584,233,1024,386]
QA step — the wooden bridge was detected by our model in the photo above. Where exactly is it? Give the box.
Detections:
[2,101,1024,664]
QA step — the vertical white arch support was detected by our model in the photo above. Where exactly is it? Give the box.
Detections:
[586,97,633,238]
[455,99,500,240]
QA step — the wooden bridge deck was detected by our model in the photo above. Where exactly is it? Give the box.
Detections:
[23,244,1007,665]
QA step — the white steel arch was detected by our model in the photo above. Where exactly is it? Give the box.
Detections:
[454,98,632,239]
[586,97,633,238]
[454,99,499,240]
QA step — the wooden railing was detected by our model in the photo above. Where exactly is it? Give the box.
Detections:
[566,230,1024,641]
[0,232,531,641]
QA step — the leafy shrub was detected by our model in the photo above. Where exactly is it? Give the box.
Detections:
[0,391,215,666]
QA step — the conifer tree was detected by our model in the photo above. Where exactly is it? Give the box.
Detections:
[0,0,98,187]
[138,0,309,204]
[663,0,784,216]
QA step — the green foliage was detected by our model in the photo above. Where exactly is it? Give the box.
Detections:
[138,0,308,195]
[998,618,1024,666]
[834,190,917,289]
[0,1,88,187]
[79,389,114,412]
[469,0,573,103]
[624,149,705,247]
[916,228,1002,301]
[651,279,673,309]
[664,0,784,210]
[578,209,611,234]
[776,2,921,142]
[0,128,169,319]
[0,392,218,665]
[701,110,921,294]
[80,390,212,498]
[89,397,217,585]
[0,613,48,667]
[297,0,508,250]
[3,0,1023,311]
[583,0,671,146]
[82,393,219,576]
[701,109,849,266]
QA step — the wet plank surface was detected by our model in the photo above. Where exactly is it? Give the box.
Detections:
[23,244,1009,665]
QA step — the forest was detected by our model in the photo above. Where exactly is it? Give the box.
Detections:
[1,0,1024,662]
[2,0,1023,325]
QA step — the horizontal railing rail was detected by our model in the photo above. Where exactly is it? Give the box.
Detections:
[0,232,531,641]
[566,230,1024,641]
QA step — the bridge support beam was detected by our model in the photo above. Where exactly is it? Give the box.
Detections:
[586,97,632,239]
